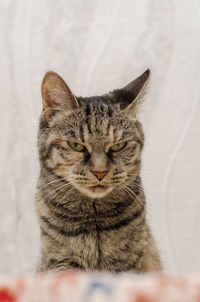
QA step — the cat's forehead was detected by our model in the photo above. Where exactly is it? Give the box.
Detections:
[69,105,121,142]
[53,101,138,145]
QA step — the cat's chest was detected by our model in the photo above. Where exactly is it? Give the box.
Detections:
[65,228,133,270]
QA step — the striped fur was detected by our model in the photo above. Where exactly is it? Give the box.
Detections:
[35,70,162,272]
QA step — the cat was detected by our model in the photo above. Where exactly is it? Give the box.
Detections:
[35,69,162,272]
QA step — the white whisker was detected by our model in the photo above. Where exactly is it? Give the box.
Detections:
[46,182,71,199]
[40,177,66,189]
[120,183,142,208]
[53,186,75,214]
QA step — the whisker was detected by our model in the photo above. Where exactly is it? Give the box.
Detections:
[126,179,144,191]
[45,183,73,208]
[53,186,75,214]
[39,177,67,189]
[120,184,135,200]
[46,182,71,199]
[120,183,142,208]
[50,183,72,201]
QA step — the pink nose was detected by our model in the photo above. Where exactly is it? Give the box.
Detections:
[91,170,108,181]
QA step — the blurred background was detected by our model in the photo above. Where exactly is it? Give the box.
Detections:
[0,0,200,274]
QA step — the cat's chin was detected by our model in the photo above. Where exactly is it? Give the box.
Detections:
[74,184,113,199]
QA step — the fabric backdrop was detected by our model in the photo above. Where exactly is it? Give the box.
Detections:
[0,0,200,274]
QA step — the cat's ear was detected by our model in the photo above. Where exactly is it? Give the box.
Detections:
[41,71,79,119]
[110,69,150,116]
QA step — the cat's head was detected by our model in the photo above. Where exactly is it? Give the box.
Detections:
[38,70,150,198]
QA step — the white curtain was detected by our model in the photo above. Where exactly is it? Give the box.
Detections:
[0,0,200,273]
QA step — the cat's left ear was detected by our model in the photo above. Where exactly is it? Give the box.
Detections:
[110,69,150,116]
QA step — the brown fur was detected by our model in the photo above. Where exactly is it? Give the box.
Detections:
[35,69,162,272]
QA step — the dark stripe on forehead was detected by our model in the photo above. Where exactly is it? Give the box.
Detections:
[86,117,92,134]
[79,124,84,142]
[100,104,104,112]
[106,120,111,136]
[68,129,75,137]
[107,106,113,117]
[85,104,92,133]
[85,104,91,116]
[95,113,98,131]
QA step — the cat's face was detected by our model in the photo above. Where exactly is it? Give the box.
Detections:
[38,70,149,198]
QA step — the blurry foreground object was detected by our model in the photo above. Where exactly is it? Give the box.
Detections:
[0,272,200,302]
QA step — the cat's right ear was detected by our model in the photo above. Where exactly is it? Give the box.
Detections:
[41,71,79,119]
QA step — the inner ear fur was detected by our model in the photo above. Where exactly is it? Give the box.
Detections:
[41,71,79,119]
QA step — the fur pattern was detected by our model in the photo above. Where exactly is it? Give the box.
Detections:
[35,69,162,272]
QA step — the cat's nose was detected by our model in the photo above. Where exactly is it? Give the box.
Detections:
[91,170,108,181]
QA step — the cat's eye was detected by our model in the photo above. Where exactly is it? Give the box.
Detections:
[68,141,85,152]
[109,142,127,152]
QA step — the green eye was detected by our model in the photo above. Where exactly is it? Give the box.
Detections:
[68,141,85,152]
[110,142,127,152]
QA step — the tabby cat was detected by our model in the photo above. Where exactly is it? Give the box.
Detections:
[35,69,162,272]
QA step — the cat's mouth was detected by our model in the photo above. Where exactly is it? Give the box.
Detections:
[78,184,113,198]
[73,182,114,198]
[90,185,107,192]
